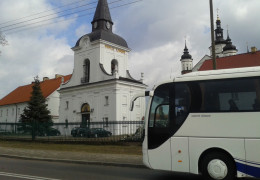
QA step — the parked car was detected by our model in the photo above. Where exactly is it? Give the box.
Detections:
[0,128,11,135]
[38,128,61,136]
[90,128,112,138]
[71,127,91,137]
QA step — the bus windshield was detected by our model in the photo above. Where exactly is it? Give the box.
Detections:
[149,84,170,128]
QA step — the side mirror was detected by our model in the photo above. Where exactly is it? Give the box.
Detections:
[130,91,151,111]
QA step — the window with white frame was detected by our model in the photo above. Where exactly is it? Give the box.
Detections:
[66,101,69,110]
[105,96,109,106]
[103,117,109,127]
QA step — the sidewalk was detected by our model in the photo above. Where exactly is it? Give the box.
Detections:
[0,146,145,168]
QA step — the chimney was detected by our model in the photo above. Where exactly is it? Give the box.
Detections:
[43,77,49,81]
[55,74,63,79]
[251,47,257,53]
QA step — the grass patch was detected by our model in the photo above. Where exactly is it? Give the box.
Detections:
[0,140,142,155]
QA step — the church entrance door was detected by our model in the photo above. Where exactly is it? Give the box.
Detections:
[82,114,90,128]
[81,103,91,128]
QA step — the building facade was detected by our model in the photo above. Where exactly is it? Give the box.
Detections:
[0,75,71,132]
[59,0,146,135]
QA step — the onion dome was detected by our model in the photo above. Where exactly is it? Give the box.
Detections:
[223,31,237,51]
[181,41,192,60]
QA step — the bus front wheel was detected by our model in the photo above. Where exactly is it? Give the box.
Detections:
[201,152,236,180]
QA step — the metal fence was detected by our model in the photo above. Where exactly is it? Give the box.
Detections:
[0,121,144,143]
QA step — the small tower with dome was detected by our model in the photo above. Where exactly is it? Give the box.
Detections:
[223,29,238,56]
[180,40,193,75]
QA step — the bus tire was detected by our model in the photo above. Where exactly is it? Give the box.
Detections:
[201,152,236,180]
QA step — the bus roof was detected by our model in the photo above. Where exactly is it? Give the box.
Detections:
[175,66,260,82]
[151,66,260,90]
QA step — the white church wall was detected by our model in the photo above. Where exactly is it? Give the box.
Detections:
[101,42,129,78]
[46,90,60,123]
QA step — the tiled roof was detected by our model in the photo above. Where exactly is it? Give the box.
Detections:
[0,75,71,106]
[199,51,260,71]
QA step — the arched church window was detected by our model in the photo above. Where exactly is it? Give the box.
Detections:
[111,59,118,75]
[81,103,90,113]
[82,59,90,83]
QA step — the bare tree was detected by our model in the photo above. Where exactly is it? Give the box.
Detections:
[0,31,8,54]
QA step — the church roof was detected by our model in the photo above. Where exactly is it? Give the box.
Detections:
[75,30,128,48]
[60,77,145,91]
[92,0,113,24]
[0,75,71,106]
[74,0,128,48]
[181,42,192,60]
[223,33,237,51]
[199,51,260,71]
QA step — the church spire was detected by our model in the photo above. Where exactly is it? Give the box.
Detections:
[91,0,113,32]
[74,0,128,49]
[214,14,226,45]
[180,40,193,75]
[223,29,237,53]
[181,40,192,60]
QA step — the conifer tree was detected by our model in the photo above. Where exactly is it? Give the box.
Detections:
[20,76,53,140]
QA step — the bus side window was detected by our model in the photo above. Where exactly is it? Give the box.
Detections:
[175,83,191,125]
[200,78,260,112]
[253,79,260,110]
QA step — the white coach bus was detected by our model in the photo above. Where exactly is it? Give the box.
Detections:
[131,67,260,180]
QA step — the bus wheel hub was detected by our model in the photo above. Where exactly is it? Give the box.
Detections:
[207,159,228,179]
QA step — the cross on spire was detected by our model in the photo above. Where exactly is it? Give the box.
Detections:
[217,8,220,20]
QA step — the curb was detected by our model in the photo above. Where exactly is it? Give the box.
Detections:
[0,154,146,169]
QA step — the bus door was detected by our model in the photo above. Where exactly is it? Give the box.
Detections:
[171,83,191,172]
[147,83,172,170]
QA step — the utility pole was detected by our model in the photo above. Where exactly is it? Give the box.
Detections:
[209,0,217,70]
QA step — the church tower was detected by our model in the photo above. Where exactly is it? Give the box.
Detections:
[223,30,238,56]
[180,41,193,75]
[59,0,146,134]
[209,14,227,57]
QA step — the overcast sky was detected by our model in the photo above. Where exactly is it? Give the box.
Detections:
[0,0,260,99]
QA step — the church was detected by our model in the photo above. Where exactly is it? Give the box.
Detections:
[180,14,260,75]
[58,0,147,134]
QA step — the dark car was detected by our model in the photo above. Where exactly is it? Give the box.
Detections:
[71,127,91,137]
[38,128,61,136]
[46,128,61,136]
[90,128,112,138]
[0,128,11,135]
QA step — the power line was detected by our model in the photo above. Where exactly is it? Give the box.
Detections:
[5,0,143,35]
[1,6,96,32]
[0,0,92,26]
[1,0,127,32]
[0,0,98,30]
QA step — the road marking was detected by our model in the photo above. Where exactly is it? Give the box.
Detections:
[0,172,61,180]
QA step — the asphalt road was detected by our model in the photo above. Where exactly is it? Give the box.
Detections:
[0,157,204,180]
